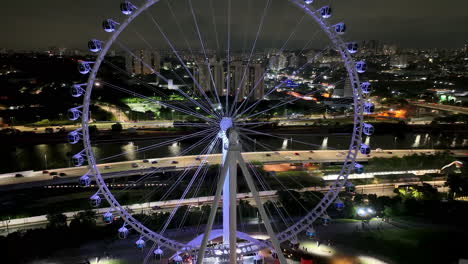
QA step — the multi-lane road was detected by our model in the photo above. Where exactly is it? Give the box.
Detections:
[0,179,447,236]
[1,149,465,190]
[411,101,468,115]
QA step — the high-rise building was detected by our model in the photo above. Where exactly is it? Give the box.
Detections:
[268,53,288,71]
[195,58,225,96]
[288,54,299,69]
[125,50,161,75]
[333,78,353,98]
[195,58,265,102]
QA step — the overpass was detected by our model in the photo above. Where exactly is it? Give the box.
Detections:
[1,149,465,190]
[411,102,468,115]
[0,180,447,235]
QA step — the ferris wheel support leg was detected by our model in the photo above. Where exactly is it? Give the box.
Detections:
[197,151,231,263]
[237,152,288,264]
[228,150,238,264]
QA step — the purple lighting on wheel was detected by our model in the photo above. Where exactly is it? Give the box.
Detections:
[120,1,137,15]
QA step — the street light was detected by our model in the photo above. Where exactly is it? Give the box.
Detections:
[44,154,48,170]
[356,206,375,218]
[5,217,10,235]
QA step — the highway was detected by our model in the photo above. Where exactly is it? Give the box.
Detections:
[1,149,465,190]
[0,180,446,236]
[412,101,468,115]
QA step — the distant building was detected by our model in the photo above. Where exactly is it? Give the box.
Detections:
[268,53,288,71]
[125,50,161,75]
[195,59,263,101]
[390,55,409,68]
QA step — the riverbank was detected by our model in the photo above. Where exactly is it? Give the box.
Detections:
[2,122,468,146]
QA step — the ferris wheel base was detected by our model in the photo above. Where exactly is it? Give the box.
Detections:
[196,130,287,264]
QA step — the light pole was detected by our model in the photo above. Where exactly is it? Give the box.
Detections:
[44,154,47,170]
[5,217,10,235]
[171,109,175,120]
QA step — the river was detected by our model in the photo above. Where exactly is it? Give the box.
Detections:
[2,132,467,173]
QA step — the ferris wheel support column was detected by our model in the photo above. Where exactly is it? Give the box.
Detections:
[238,152,287,264]
[197,150,232,263]
[227,131,238,264]
[221,133,230,246]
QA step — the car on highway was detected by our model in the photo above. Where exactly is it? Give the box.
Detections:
[309,150,314,153]
[104,165,112,169]
[59,172,67,177]
[387,151,393,154]
[265,154,271,157]
[42,170,49,174]
[15,173,23,178]
[151,160,158,164]
[172,161,179,164]
[131,163,139,168]
[143,159,149,163]
[49,172,58,176]
[195,157,201,161]
[52,176,60,180]
[294,152,300,156]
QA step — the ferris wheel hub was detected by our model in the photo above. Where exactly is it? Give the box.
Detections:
[219,117,233,132]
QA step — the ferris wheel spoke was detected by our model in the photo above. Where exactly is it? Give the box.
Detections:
[115,41,216,117]
[231,13,312,118]
[188,0,224,116]
[244,156,304,229]
[130,27,212,113]
[239,63,344,120]
[102,59,208,118]
[97,127,217,163]
[224,0,232,115]
[160,1,220,114]
[240,89,322,121]
[129,29,211,111]
[152,131,219,201]
[78,0,365,257]
[234,44,330,118]
[101,81,216,123]
[143,11,220,118]
[102,59,167,99]
[165,0,195,55]
[117,129,219,195]
[157,137,220,234]
[228,0,272,116]
[239,133,278,152]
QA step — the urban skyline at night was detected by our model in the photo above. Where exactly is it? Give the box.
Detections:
[1,0,468,263]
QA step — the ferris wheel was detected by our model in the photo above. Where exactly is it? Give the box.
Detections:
[67,0,375,263]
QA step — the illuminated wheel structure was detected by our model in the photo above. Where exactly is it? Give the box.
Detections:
[68,0,375,263]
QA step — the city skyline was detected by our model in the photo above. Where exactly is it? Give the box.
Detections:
[2,0,468,50]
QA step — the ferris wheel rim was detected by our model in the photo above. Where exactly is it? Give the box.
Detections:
[78,0,366,256]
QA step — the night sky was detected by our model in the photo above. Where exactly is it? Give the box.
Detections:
[2,0,468,51]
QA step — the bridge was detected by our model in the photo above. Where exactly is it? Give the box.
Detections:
[0,179,447,236]
[411,101,468,115]
[0,149,465,190]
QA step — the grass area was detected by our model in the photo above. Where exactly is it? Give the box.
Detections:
[333,218,361,223]
[335,228,468,264]
[274,171,325,188]
[29,119,76,126]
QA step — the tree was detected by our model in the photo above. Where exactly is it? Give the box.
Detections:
[383,205,394,218]
[445,174,468,198]
[88,125,99,136]
[111,122,123,132]
[46,213,67,229]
